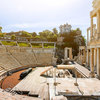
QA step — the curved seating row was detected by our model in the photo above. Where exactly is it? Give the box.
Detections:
[0,46,53,76]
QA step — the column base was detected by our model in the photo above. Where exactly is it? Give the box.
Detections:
[96,74,100,80]
[97,33,100,39]
[89,72,95,78]
[86,62,89,68]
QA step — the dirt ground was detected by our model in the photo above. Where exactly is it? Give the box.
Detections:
[1,70,25,89]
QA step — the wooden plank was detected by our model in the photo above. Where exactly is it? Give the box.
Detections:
[40,66,53,76]
[12,67,51,99]
[57,65,75,70]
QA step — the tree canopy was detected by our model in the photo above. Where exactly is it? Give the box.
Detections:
[0,26,2,33]
[39,29,58,41]
[52,28,58,34]
[58,28,86,57]
[32,32,37,37]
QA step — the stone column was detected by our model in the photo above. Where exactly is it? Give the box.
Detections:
[90,48,94,73]
[64,48,68,59]
[91,17,93,39]
[80,50,82,64]
[87,29,89,45]
[97,48,100,77]
[84,49,86,63]
[89,49,90,66]
[69,48,72,59]
[81,49,84,64]
[87,49,89,66]
[79,50,81,62]
[94,49,97,69]
[93,24,96,37]
[82,49,84,64]
[90,48,95,77]
[97,11,100,37]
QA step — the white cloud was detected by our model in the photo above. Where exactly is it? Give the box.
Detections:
[0,0,93,38]
[5,22,59,29]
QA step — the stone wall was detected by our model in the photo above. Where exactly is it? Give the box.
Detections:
[0,46,54,74]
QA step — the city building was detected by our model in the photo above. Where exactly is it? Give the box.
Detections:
[59,23,72,33]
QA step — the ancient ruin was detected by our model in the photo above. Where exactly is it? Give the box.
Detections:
[0,0,100,100]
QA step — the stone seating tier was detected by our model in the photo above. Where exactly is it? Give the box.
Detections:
[0,46,53,76]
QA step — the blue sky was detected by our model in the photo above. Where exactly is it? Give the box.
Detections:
[0,0,93,37]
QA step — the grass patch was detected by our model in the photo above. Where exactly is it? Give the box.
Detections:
[31,43,54,48]
[44,43,54,48]
[44,46,54,48]
[18,42,30,47]
[31,43,42,48]
[1,41,17,46]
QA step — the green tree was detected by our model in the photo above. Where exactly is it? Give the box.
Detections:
[11,34,16,40]
[0,33,5,37]
[58,28,86,57]
[32,32,37,37]
[39,30,52,40]
[39,29,58,42]
[0,26,2,33]
[52,28,58,34]
[22,31,32,37]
